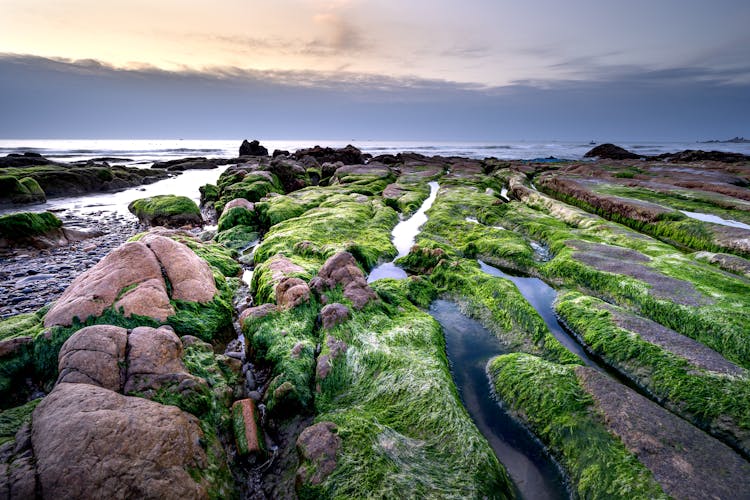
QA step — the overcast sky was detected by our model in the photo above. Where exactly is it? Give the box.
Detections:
[1,0,748,140]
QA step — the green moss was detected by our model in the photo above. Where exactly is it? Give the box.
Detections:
[250,255,316,304]
[219,172,283,205]
[556,291,750,456]
[0,398,42,446]
[242,301,319,416]
[176,237,241,278]
[0,309,46,341]
[168,277,237,343]
[305,287,514,498]
[128,195,200,222]
[217,206,256,232]
[214,225,258,251]
[370,276,437,309]
[254,193,398,271]
[0,176,46,204]
[200,183,220,205]
[0,211,61,239]
[254,196,307,229]
[489,353,666,499]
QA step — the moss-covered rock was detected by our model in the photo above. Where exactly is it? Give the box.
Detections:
[217,206,256,232]
[128,195,202,227]
[0,398,41,447]
[303,286,514,498]
[0,176,46,204]
[0,211,62,239]
[488,353,667,499]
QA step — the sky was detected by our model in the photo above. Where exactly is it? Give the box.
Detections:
[1,0,749,140]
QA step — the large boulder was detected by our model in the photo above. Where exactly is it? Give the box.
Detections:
[128,195,202,228]
[583,143,641,160]
[140,234,217,303]
[239,139,269,157]
[0,176,46,205]
[32,382,210,499]
[44,241,167,327]
[124,325,205,397]
[44,233,218,328]
[57,325,128,392]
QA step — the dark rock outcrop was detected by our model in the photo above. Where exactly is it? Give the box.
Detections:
[583,143,642,160]
[239,139,269,157]
[655,149,750,163]
[151,157,219,171]
[293,145,364,165]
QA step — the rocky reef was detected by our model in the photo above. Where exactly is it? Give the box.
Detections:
[1,141,750,498]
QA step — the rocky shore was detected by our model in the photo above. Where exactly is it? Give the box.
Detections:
[1,141,749,499]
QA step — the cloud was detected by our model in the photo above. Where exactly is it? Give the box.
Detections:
[0,53,747,141]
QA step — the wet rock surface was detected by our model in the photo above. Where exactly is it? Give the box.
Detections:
[576,366,750,500]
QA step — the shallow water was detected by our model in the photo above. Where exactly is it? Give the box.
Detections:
[430,299,569,500]
[0,165,230,217]
[477,260,597,367]
[367,181,439,282]
[680,210,750,230]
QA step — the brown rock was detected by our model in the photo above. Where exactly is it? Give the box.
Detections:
[124,326,205,396]
[57,325,128,392]
[0,336,32,359]
[319,303,350,330]
[296,422,341,487]
[224,198,255,211]
[32,382,209,499]
[43,241,163,327]
[316,252,377,309]
[232,399,263,457]
[141,234,217,303]
[275,277,311,309]
[6,454,36,500]
[239,303,277,328]
[316,335,348,390]
[114,278,174,321]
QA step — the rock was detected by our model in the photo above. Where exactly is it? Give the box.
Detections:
[315,252,377,309]
[315,335,347,389]
[32,382,209,499]
[128,195,203,228]
[272,149,290,157]
[141,233,217,303]
[296,422,341,487]
[319,303,350,329]
[57,325,128,392]
[44,241,165,327]
[293,145,364,165]
[0,337,33,359]
[239,303,277,328]
[224,198,255,211]
[151,157,219,171]
[114,277,175,321]
[276,277,311,309]
[239,139,269,157]
[0,176,46,205]
[123,325,203,396]
[232,399,264,457]
[654,149,750,163]
[583,143,641,160]
[269,157,309,192]
[6,453,36,499]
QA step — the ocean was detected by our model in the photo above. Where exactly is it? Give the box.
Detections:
[2,138,749,217]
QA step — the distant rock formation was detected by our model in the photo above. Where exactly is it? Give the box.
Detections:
[239,139,269,157]
[583,143,641,160]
